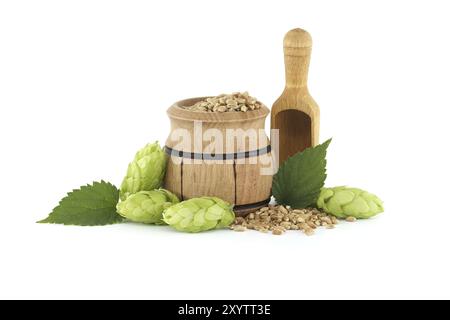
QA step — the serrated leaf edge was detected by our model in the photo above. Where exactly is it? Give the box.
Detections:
[38,180,122,226]
[272,139,332,208]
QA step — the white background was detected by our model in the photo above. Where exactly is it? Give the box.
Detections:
[1,0,449,300]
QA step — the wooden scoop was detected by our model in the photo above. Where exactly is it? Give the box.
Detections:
[271,28,320,166]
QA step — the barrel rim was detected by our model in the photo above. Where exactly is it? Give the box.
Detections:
[167,97,270,123]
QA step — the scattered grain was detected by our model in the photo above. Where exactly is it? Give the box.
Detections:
[232,225,247,232]
[231,205,340,236]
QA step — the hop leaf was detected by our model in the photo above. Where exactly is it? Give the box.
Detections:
[120,142,167,201]
[163,197,235,233]
[317,186,384,219]
[38,181,122,226]
[117,189,179,224]
[273,139,331,209]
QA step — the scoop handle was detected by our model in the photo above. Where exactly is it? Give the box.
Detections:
[283,28,312,88]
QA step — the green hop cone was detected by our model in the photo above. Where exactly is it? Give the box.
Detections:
[117,189,179,224]
[120,142,167,201]
[162,197,235,233]
[317,186,384,219]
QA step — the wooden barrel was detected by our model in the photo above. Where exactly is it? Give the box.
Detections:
[164,97,274,215]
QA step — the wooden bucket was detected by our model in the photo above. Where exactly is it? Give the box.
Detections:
[164,97,274,215]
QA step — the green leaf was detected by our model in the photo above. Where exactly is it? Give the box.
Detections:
[272,139,332,208]
[38,181,123,226]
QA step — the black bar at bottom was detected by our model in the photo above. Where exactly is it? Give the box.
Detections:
[0,300,433,317]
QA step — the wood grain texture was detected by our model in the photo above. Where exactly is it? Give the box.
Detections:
[271,28,320,166]
[164,159,182,200]
[182,160,236,203]
[164,97,273,213]
[235,157,273,206]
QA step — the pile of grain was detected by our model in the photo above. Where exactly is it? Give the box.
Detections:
[230,205,354,236]
[181,92,263,112]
